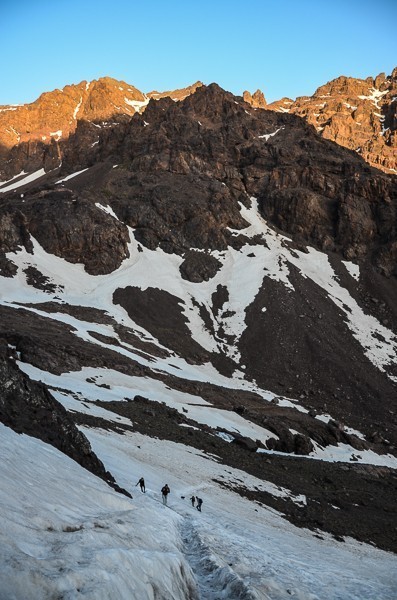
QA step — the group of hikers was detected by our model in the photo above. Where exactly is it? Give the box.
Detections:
[190,494,203,511]
[135,477,203,511]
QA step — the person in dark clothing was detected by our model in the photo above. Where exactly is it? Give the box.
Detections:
[136,477,145,493]
[196,497,203,512]
[190,495,196,507]
[161,484,170,505]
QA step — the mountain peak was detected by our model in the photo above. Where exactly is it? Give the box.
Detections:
[243,89,267,108]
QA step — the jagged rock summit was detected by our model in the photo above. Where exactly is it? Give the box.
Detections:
[243,89,267,108]
[0,77,203,158]
[0,77,145,149]
[261,68,397,174]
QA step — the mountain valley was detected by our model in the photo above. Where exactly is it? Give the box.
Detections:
[1,72,397,599]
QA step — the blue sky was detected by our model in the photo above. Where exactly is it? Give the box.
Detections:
[1,0,396,105]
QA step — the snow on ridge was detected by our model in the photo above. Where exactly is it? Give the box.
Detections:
[95,202,120,220]
[0,170,26,186]
[358,88,388,108]
[0,169,46,193]
[342,260,360,280]
[258,126,284,141]
[73,96,83,119]
[124,97,149,110]
[286,245,397,373]
[232,198,397,375]
[50,130,62,140]
[257,442,397,468]
[17,360,276,446]
[56,167,89,183]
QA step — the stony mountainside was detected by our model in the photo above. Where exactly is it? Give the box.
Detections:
[0,78,203,179]
[1,69,396,180]
[0,336,129,496]
[1,82,397,553]
[245,68,397,174]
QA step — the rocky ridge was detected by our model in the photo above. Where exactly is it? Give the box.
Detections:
[245,68,397,174]
[1,69,396,181]
[0,78,203,179]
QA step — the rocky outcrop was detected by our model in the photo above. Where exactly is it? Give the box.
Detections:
[263,68,397,174]
[180,250,222,282]
[0,77,146,151]
[243,89,267,108]
[0,78,203,179]
[0,337,129,495]
[0,187,130,274]
[147,81,203,101]
[3,83,396,276]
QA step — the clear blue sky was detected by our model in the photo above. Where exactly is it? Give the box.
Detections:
[1,0,396,105]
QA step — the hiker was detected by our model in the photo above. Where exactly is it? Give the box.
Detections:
[196,497,203,512]
[161,484,170,505]
[190,495,196,507]
[136,477,145,493]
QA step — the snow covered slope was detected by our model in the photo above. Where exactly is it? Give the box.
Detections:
[1,423,397,600]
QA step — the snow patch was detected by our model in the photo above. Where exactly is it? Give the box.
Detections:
[258,127,284,141]
[0,169,46,193]
[56,168,89,183]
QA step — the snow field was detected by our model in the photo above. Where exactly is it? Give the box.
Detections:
[83,427,397,600]
[1,421,397,599]
[0,424,197,600]
[4,198,396,377]
[2,206,397,465]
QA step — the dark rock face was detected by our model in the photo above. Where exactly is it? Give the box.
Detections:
[240,264,397,446]
[3,83,396,275]
[0,337,129,495]
[113,286,212,363]
[74,84,397,273]
[0,187,130,274]
[257,150,397,272]
[180,250,222,282]
[232,434,259,452]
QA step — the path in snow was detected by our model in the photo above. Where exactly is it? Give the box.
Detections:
[180,517,260,600]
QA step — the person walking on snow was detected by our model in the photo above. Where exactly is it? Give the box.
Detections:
[136,477,145,493]
[190,495,196,507]
[196,497,203,512]
[161,484,170,505]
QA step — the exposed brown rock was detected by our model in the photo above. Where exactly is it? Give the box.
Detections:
[147,81,203,101]
[1,69,396,180]
[0,77,146,150]
[0,187,130,275]
[243,89,267,108]
[264,68,397,174]
[0,78,202,152]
